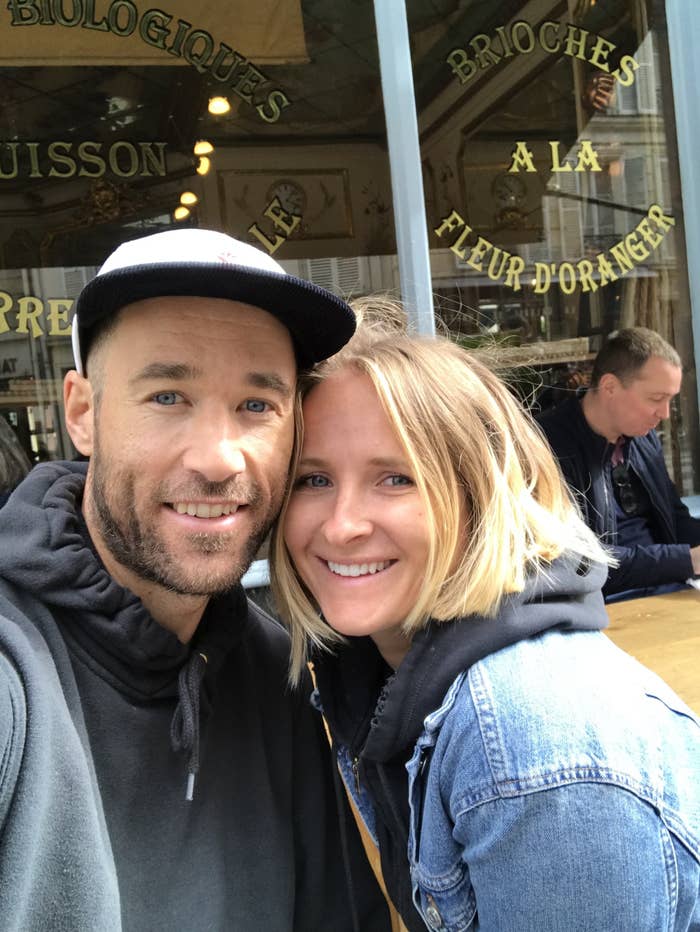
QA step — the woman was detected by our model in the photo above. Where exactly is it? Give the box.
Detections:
[270,306,700,932]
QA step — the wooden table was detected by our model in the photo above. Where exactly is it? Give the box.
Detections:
[605,588,700,713]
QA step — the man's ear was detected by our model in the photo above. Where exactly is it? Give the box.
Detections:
[64,370,95,456]
[597,372,620,397]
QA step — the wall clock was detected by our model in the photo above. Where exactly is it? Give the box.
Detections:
[266,178,307,216]
[491,172,528,228]
[491,172,527,209]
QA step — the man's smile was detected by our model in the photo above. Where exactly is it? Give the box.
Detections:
[169,501,242,518]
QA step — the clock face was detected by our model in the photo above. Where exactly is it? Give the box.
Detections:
[267,178,307,216]
[491,172,527,207]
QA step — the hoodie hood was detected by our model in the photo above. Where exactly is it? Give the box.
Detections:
[0,460,249,797]
[1,461,189,686]
[314,553,609,764]
[0,461,247,685]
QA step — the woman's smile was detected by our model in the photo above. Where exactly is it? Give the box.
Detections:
[324,558,396,578]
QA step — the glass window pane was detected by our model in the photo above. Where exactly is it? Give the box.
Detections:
[409,0,699,492]
[0,0,396,471]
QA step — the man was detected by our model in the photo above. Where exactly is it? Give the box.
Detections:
[0,228,390,930]
[538,326,700,600]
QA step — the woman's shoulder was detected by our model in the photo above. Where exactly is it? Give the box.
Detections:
[472,626,691,710]
[436,629,699,821]
[412,630,700,930]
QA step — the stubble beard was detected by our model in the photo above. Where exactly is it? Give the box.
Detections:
[87,441,281,597]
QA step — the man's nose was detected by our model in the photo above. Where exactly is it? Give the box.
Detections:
[657,400,671,421]
[181,415,247,481]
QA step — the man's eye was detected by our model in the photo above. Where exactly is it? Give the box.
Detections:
[152,391,181,406]
[295,474,330,489]
[244,399,270,413]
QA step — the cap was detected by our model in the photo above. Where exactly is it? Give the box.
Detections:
[71,228,356,373]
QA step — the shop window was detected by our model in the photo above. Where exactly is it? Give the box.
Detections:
[0,0,697,501]
[0,0,399,471]
[412,0,699,493]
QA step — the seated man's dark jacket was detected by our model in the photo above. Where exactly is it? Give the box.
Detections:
[537,395,700,595]
[0,461,390,932]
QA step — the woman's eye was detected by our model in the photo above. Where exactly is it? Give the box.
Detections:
[244,399,270,414]
[152,391,181,406]
[383,474,413,487]
[296,474,330,489]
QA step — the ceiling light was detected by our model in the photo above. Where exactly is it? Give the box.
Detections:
[180,191,198,206]
[195,156,211,176]
[193,139,214,156]
[173,206,190,221]
[208,96,230,115]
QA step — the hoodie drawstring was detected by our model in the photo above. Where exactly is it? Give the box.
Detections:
[170,651,208,801]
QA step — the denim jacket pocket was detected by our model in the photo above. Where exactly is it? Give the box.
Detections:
[411,863,476,932]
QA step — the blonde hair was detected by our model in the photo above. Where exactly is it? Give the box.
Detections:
[272,299,608,683]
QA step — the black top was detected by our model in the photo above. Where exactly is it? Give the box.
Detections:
[0,461,390,931]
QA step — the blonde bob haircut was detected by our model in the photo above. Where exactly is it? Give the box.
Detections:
[271,301,608,683]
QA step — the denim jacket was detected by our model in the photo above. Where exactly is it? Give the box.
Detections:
[332,628,700,932]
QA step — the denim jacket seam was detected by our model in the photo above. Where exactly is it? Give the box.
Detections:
[468,665,507,786]
[451,765,661,816]
[660,810,700,864]
[463,656,697,851]
[449,768,700,859]
[412,792,685,932]
[658,817,679,932]
[411,860,467,892]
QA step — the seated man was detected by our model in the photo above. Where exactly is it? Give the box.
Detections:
[537,327,700,600]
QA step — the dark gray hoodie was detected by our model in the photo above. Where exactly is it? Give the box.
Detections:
[0,461,390,931]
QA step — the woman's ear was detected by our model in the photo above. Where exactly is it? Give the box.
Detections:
[63,370,95,456]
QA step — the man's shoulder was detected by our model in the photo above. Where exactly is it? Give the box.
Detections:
[631,429,664,459]
[537,397,591,462]
[0,640,26,724]
[537,396,583,438]
[0,645,26,745]
[0,585,68,702]
[0,647,26,822]
[0,578,51,647]
[0,590,60,804]
[240,596,295,667]
[224,596,318,724]
[245,597,288,640]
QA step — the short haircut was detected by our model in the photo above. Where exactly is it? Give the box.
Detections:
[81,311,122,400]
[271,300,608,683]
[590,327,681,388]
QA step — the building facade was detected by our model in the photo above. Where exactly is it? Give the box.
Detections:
[1,0,698,493]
